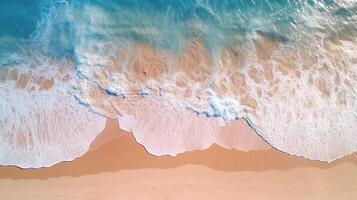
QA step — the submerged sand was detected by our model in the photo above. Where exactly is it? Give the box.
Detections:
[0,120,356,199]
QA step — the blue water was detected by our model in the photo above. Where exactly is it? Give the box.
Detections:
[0,0,355,60]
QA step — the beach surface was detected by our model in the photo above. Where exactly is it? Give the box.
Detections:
[0,120,356,199]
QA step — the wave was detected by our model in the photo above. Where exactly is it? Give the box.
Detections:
[0,0,356,168]
[0,50,106,168]
[75,33,357,162]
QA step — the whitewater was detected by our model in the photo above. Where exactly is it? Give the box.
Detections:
[0,0,356,168]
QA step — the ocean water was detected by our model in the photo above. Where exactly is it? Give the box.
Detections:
[0,0,356,168]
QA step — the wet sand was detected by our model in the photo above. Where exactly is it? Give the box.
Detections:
[0,120,356,199]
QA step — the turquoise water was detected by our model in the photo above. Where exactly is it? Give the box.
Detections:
[1,0,355,58]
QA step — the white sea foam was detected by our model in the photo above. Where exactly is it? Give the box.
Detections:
[115,97,270,156]
[73,32,357,162]
[0,53,106,168]
[1,1,356,168]
[246,38,357,162]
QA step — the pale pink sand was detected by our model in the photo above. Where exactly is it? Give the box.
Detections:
[0,120,356,199]
[1,163,356,200]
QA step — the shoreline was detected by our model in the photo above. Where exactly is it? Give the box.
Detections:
[0,120,356,180]
[0,120,356,200]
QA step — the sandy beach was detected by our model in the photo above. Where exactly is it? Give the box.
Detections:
[0,120,356,199]
[1,1,356,199]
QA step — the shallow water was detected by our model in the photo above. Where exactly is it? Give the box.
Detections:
[0,0,356,168]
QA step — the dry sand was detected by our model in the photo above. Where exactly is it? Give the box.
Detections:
[0,120,356,200]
